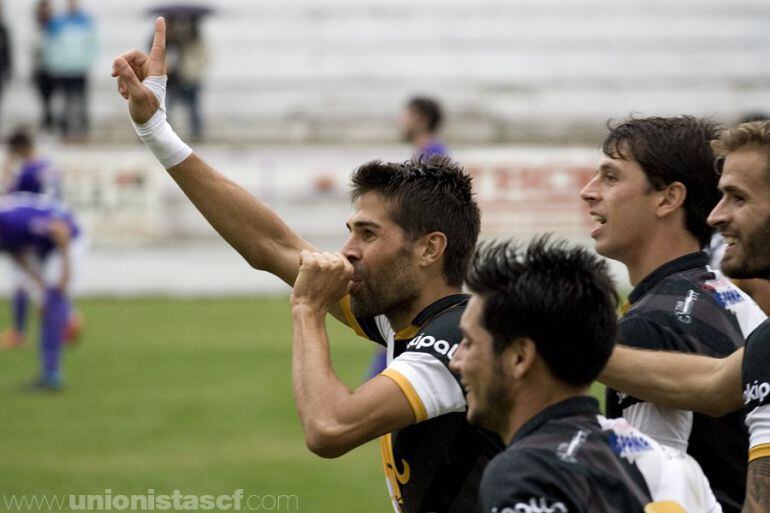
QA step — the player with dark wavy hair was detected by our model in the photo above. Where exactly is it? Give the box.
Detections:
[602,121,770,513]
[581,115,766,513]
[451,236,719,513]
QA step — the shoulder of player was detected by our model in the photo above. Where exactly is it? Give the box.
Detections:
[748,319,770,345]
[481,445,587,504]
[415,302,465,342]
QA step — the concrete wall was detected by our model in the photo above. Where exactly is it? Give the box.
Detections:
[3,0,770,144]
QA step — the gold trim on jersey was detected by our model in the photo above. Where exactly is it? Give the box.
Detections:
[381,433,408,511]
[339,294,367,338]
[749,442,770,462]
[644,501,686,513]
[395,324,420,340]
[381,368,428,422]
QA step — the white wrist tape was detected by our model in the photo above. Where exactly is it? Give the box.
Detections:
[131,75,192,169]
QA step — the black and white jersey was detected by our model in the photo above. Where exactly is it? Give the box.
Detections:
[743,319,770,462]
[480,397,721,513]
[606,252,766,513]
[340,293,504,513]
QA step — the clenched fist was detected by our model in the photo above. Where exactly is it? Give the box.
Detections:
[291,251,354,313]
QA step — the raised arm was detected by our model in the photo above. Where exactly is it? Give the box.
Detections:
[111,18,316,287]
[599,344,744,417]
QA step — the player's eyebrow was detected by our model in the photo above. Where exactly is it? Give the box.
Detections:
[346,220,382,231]
[720,184,747,195]
[598,161,621,174]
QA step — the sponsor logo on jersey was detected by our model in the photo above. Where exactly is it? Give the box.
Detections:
[407,333,459,359]
[744,380,770,405]
[557,430,588,463]
[674,290,699,324]
[608,432,652,461]
[703,278,745,309]
[492,498,568,513]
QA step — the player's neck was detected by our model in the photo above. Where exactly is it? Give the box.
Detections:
[503,384,590,445]
[624,230,701,286]
[386,281,462,332]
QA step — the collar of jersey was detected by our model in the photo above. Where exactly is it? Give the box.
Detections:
[628,251,709,305]
[394,293,469,340]
[509,396,600,447]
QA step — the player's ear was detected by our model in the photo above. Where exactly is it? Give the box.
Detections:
[656,181,687,218]
[416,231,447,268]
[505,337,537,380]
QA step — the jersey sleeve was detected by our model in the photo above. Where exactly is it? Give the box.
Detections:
[606,317,690,416]
[381,307,466,422]
[338,294,389,346]
[743,322,770,461]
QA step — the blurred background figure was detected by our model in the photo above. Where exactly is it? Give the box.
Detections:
[400,96,449,160]
[159,8,211,143]
[32,0,56,133]
[44,0,97,141]
[1,129,81,355]
[0,0,12,132]
[0,194,82,390]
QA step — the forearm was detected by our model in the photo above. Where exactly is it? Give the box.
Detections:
[600,345,742,416]
[291,305,357,457]
[744,458,770,513]
[167,153,315,285]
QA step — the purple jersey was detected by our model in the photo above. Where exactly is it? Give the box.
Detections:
[0,195,79,257]
[415,138,449,160]
[7,159,62,199]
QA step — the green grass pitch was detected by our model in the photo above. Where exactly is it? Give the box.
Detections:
[0,297,605,512]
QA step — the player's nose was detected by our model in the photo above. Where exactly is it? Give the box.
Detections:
[579,176,600,204]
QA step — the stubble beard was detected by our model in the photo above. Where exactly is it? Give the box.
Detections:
[350,246,421,320]
[722,214,770,279]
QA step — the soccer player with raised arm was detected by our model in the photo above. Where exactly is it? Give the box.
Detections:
[450,237,720,513]
[112,18,502,512]
[579,116,766,513]
[600,121,770,513]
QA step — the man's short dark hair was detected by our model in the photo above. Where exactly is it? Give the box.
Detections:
[408,97,443,132]
[466,235,619,387]
[602,116,722,247]
[350,156,480,287]
[7,129,33,152]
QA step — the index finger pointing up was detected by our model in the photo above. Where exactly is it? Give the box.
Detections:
[150,16,166,75]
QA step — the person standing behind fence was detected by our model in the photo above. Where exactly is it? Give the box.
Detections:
[166,17,208,142]
[32,0,56,133]
[44,0,97,141]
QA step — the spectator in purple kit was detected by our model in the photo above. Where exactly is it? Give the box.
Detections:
[400,96,449,160]
[0,195,82,390]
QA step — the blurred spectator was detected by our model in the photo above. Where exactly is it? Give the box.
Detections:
[400,96,449,159]
[44,0,97,141]
[33,0,56,132]
[166,17,208,142]
[0,0,12,129]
